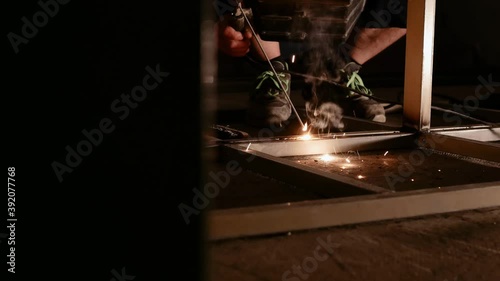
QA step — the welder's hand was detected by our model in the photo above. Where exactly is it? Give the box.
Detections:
[216,21,253,57]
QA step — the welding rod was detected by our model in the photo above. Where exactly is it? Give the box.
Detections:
[237,3,305,128]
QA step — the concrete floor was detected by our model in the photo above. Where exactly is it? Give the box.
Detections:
[205,69,500,281]
[208,207,500,281]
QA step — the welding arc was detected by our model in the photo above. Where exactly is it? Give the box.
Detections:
[237,4,305,128]
[286,70,496,127]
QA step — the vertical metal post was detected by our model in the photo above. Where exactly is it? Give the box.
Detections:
[403,0,437,131]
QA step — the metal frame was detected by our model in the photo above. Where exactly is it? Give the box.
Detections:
[206,0,500,241]
[209,182,500,241]
[420,129,500,163]
[208,128,500,240]
[233,131,415,157]
[403,0,436,131]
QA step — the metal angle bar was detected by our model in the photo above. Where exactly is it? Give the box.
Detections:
[430,124,495,132]
[430,127,500,142]
[206,129,412,147]
[419,132,500,163]
[234,132,416,157]
[403,0,436,131]
[207,181,500,241]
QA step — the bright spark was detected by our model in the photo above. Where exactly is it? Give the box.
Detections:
[384,151,389,156]
[302,122,308,131]
[246,143,252,151]
[320,154,335,162]
[298,133,312,140]
[411,178,415,182]
[357,175,365,179]
[291,54,296,63]
[345,158,351,163]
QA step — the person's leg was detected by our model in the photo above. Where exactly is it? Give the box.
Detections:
[348,0,408,63]
[349,27,406,65]
[303,0,408,129]
[323,28,405,125]
[244,26,293,127]
[339,27,406,123]
[339,0,408,121]
[215,1,290,127]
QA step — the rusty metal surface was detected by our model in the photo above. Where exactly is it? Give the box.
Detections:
[219,144,387,198]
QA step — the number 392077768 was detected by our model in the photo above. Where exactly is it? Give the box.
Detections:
[8,167,16,218]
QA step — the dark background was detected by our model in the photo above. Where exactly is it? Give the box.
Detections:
[361,0,500,86]
[6,0,205,280]
[4,0,499,280]
[219,0,500,90]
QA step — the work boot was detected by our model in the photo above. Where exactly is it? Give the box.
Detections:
[301,58,386,130]
[338,61,386,123]
[246,60,292,127]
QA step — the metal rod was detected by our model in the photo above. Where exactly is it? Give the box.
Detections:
[237,3,305,128]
